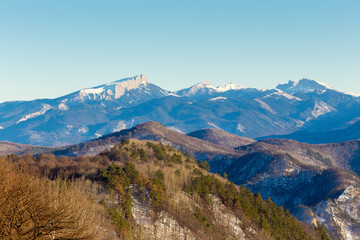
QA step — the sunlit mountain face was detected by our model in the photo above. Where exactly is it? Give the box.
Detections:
[0,75,359,146]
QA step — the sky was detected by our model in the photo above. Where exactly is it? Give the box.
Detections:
[0,0,359,102]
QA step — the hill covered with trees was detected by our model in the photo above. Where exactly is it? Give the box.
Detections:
[1,139,329,239]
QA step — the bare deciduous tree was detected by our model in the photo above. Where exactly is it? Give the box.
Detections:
[0,157,115,240]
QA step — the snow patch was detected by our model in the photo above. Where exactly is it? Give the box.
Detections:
[237,123,245,132]
[165,92,180,97]
[209,97,227,102]
[17,104,52,124]
[316,81,335,90]
[78,127,88,133]
[168,126,184,133]
[81,87,105,95]
[294,119,305,128]
[58,103,69,110]
[254,98,276,114]
[273,90,302,100]
[113,121,127,132]
[343,117,360,127]
[306,101,335,121]
[207,122,220,129]
[106,89,114,95]
[160,89,179,97]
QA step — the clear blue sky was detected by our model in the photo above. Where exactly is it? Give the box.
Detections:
[1,0,359,102]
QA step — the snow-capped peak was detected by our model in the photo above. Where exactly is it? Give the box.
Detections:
[215,83,244,92]
[188,81,215,93]
[108,74,148,87]
[346,92,360,97]
[74,75,148,101]
[276,78,334,94]
[178,81,244,97]
[177,81,216,97]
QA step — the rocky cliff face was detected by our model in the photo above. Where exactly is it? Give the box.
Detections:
[73,75,149,101]
[295,186,360,240]
[130,191,248,240]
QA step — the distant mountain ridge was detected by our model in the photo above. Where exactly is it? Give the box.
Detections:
[260,120,360,144]
[187,128,255,148]
[0,74,359,146]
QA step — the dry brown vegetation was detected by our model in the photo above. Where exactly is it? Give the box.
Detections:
[0,157,116,240]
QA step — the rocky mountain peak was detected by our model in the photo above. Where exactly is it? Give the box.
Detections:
[73,74,149,101]
[111,74,148,99]
[177,81,244,97]
[277,78,334,94]
[111,74,147,86]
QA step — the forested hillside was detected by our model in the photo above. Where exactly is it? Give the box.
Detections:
[1,139,329,239]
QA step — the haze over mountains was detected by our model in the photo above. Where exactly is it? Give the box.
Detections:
[0,74,359,146]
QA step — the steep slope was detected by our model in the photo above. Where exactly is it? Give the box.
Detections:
[187,128,255,148]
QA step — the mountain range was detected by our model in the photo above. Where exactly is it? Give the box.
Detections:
[1,74,359,146]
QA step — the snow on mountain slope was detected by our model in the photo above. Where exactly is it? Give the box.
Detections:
[71,74,149,101]
[208,96,227,102]
[306,100,336,121]
[0,75,359,146]
[216,82,244,92]
[277,78,334,94]
[58,101,69,110]
[177,81,243,97]
[16,104,52,124]
[263,89,302,101]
